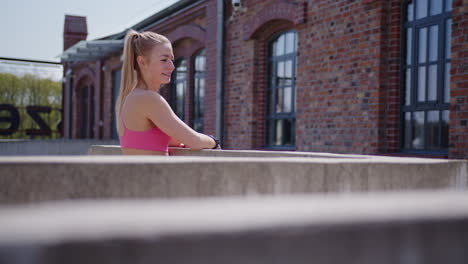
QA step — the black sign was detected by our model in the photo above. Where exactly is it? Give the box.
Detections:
[0,104,54,136]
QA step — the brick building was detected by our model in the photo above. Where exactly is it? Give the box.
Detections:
[60,0,467,159]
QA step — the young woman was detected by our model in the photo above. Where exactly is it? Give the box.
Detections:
[116,30,220,155]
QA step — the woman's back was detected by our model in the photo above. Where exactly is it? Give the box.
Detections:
[119,89,171,155]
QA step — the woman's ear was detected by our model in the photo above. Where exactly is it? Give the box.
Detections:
[136,55,146,70]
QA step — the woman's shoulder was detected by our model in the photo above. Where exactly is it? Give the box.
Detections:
[128,89,160,102]
[128,89,167,108]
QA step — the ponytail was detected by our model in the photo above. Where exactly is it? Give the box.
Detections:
[115,29,139,135]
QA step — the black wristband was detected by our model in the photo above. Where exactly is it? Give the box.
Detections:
[207,135,220,149]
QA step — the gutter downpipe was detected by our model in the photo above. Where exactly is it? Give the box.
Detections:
[216,0,225,144]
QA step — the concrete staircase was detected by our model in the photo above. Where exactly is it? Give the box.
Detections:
[0,143,467,263]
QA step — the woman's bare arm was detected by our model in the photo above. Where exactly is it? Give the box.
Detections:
[139,91,216,150]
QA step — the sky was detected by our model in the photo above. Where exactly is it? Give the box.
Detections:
[1,0,180,63]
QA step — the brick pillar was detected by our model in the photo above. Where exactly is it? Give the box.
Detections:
[448,0,468,159]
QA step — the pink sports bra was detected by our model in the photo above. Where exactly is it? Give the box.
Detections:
[119,115,171,153]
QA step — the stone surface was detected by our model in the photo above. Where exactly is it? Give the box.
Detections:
[0,191,467,264]
[89,145,373,158]
[0,155,466,205]
[0,140,119,156]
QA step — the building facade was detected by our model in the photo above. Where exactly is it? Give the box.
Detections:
[61,0,468,159]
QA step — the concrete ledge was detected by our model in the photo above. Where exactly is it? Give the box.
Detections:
[0,155,466,205]
[0,140,119,156]
[88,145,374,158]
[0,191,467,263]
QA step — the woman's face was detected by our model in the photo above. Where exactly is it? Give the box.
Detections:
[138,42,175,87]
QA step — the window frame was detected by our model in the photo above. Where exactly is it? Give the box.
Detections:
[400,0,452,155]
[170,58,187,121]
[192,49,206,133]
[264,30,298,150]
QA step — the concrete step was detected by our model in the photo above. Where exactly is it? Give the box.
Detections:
[1,155,466,205]
[0,191,467,264]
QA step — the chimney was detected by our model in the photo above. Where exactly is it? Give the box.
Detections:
[63,15,88,51]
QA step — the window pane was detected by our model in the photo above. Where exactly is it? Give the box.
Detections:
[446,0,452,11]
[418,66,426,102]
[404,112,412,149]
[430,0,442,15]
[405,68,412,105]
[446,19,452,59]
[195,57,200,71]
[428,64,437,101]
[178,60,187,71]
[277,61,285,86]
[194,120,202,133]
[284,87,292,113]
[429,25,438,61]
[427,110,440,149]
[199,78,205,115]
[413,111,425,149]
[275,88,283,113]
[444,63,450,103]
[275,119,283,145]
[441,110,449,148]
[407,2,414,21]
[195,52,206,71]
[416,0,428,19]
[200,56,206,71]
[177,72,186,80]
[285,60,293,86]
[176,83,184,113]
[277,61,284,77]
[418,27,427,63]
[285,32,295,54]
[194,83,200,116]
[276,35,285,56]
[407,28,412,65]
[283,119,292,145]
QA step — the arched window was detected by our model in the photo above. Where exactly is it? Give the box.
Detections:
[266,31,297,148]
[193,49,206,133]
[402,0,452,153]
[171,59,187,120]
[78,84,94,139]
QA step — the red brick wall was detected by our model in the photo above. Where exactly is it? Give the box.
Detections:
[298,0,388,154]
[379,0,403,154]
[224,0,306,150]
[449,0,468,159]
[224,0,388,153]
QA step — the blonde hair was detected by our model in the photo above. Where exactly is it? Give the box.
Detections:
[115,29,170,135]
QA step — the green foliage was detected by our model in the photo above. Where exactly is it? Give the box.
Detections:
[0,73,62,139]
